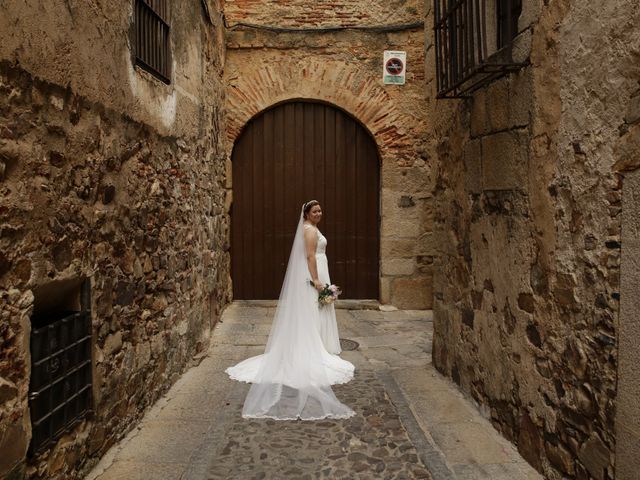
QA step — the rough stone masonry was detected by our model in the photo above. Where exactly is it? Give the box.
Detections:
[428,0,640,479]
[2,0,640,479]
[0,1,229,478]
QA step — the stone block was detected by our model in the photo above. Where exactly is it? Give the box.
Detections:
[578,434,610,480]
[481,130,529,191]
[464,139,482,194]
[103,332,123,357]
[625,94,640,125]
[381,188,418,219]
[0,422,28,477]
[381,238,416,257]
[512,29,532,64]
[415,232,434,256]
[473,74,531,137]
[224,158,232,189]
[224,190,232,213]
[517,413,542,471]
[420,199,434,229]
[380,277,391,304]
[470,89,489,137]
[381,258,415,276]
[381,212,421,238]
[518,0,543,31]
[391,276,433,309]
[381,162,433,193]
[508,71,532,128]
[88,425,106,455]
[416,255,433,274]
[486,78,510,133]
[614,124,640,171]
[0,377,18,404]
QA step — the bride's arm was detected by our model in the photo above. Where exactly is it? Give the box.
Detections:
[304,227,322,291]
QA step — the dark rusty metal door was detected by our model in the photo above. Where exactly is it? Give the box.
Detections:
[232,101,380,299]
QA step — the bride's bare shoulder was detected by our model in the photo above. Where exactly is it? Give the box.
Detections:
[303,224,318,244]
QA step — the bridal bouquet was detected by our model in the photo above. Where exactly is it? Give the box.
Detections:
[310,281,342,306]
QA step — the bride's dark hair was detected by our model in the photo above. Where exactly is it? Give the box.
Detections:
[303,200,320,219]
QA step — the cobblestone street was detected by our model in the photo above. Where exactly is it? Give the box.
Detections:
[86,304,541,480]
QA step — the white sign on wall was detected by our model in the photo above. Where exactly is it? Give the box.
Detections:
[383,51,406,85]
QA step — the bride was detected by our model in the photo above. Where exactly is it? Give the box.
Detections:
[225,200,355,420]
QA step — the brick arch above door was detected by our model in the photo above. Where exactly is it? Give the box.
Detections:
[224,58,414,160]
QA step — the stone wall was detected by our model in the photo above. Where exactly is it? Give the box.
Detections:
[616,168,640,480]
[224,0,422,27]
[614,82,640,480]
[224,0,433,308]
[429,0,640,478]
[0,1,229,478]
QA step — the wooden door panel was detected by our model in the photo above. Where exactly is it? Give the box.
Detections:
[232,101,379,299]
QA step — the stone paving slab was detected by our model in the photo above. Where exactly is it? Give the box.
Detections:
[86,302,541,480]
[391,366,540,479]
[352,334,427,348]
[115,419,210,464]
[93,461,187,480]
[232,300,382,311]
[452,463,541,480]
[361,346,432,369]
[212,333,270,346]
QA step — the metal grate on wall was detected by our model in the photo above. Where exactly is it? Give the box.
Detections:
[134,0,171,84]
[434,0,525,98]
[28,289,92,454]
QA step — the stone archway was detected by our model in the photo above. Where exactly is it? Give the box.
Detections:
[224,59,413,161]
[224,56,433,309]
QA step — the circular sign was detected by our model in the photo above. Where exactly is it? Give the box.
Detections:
[385,57,404,75]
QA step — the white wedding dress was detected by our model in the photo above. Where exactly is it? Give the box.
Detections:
[225,208,355,420]
[307,223,343,355]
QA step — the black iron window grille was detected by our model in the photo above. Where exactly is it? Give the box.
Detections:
[134,0,171,84]
[434,0,525,98]
[28,285,92,454]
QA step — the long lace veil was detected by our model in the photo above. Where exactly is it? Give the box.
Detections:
[240,206,355,420]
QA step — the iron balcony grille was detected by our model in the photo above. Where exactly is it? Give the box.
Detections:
[29,311,92,454]
[134,0,171,84]
[434,0,525,99]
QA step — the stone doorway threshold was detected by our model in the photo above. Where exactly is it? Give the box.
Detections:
[233,299,382,310]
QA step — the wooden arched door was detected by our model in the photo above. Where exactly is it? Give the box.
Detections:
[231,101,380,299]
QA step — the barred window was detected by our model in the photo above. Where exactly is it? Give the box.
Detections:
[28,281,92,455]
[434,0,525,99]
[134,0,171,84]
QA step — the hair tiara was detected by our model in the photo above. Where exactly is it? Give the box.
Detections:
[303,199,318,210]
